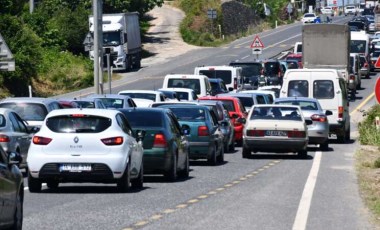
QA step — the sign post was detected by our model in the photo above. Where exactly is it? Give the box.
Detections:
[250,35,264,60]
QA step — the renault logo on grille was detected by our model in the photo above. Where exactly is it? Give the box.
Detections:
[74,136,79,143]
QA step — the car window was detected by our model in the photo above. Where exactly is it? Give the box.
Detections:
[0,115,5,127]
[209,110,219,126]
[120,93,157,101]
[11,112,28,133]
[237,97,254,108]
[288,80,309,97]
[313,80,334,99]
[250,106,302,121]
[116,114,133,135]
[0,103,48,121]
[177,92,189,101]
[275,100,318,110]
[169,107,206,121]
[339,79,348,101]
[122,110,163,127]
[167,112,182,135]
[98,98,124,109]
[9,113,21,132]
[46,115,112,133]
[199,70,232,84]
[219,100,235,112]
[256,95,266,104]
[168,79,201,95]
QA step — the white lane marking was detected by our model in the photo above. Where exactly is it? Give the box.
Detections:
[292,151,322,230]
[241,55,250,60]
[24,183,47,191]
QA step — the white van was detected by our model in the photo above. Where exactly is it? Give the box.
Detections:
[293,42,302,54]
[194,66,242,91]
[279,69,350,142]
[162,74,212,97]
[350,31,369,59]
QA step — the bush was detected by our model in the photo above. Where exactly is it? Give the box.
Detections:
[359,105,380,146]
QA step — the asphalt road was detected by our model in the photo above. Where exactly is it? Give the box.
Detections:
[24,16,380,230]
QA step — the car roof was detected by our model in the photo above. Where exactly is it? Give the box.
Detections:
[274,97,319,102]
[209,78,224,82]
[46,108,120,118]
[87,94,132,99]
[200,96,239,101]
[119,107,167,113]
[118,90,161,95]
[0,97,58,104]
[159,88,195,93]
[218,93,255,98]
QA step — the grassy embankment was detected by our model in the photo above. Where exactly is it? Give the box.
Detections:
[357,104,380,226]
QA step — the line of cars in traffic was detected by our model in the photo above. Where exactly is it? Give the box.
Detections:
[0,31,361,228]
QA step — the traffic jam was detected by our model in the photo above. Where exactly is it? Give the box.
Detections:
[1,9,380,230]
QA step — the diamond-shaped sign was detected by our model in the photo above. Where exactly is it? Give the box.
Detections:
[250,35,264,49]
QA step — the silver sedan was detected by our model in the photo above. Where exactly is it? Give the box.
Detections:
[0,108,32,168]
[274,97,332,151]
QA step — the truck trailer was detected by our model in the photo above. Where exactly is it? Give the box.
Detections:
[88,13,142,72]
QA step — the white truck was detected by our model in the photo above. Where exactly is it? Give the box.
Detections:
[88,13,142,71]
[302,24,356,98]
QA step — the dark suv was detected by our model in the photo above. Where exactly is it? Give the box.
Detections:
[263,60,284,86]
[229,61,263,89]
[0,148,23,229]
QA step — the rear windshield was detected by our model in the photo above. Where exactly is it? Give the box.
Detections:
[219,100,235,112]
[351,40,367,53]
[275,100,318,110]
[97,98,124,109]
[46,115,111,133]
[169,107,206,121]
[250,106,302,121]
[167,79,201,95]
[237,97,254,108]
[74,101,95,108]
[122,111,163,127]
[313,80,334,99]
[120,93,156,101]
[199,70,232,84]
[230,63,262,77]
[288,80,309,97]
[176,92,189,100]
[264,62,280,76]
[0,102,48,121]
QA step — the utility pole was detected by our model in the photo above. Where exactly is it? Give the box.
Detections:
[93,0,103,94]
[29,0,34,13]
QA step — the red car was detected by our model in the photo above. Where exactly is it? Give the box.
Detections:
[199,96,247,146]
[286,53,303,68]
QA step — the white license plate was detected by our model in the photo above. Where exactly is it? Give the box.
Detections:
[60,164,92,172]
[265,130,287,136]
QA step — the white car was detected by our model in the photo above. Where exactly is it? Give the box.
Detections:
[320,6,333,16]
[27,109,144,192]
[301,13,317,23]
[242,105,310,158]
[345,6,357,16]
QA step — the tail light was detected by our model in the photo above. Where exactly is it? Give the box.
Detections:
[349,74,355,81]
[234,117,242,126]
[198,126,209,136]
[288,130,306,138]
[310,114,327,122]
[33,136,52,145]
[364,63,368,67]
[338,106,344,119]
[246,130,265,136]
[278,70,281,77]
[153,133,167,148]
[234,78,237,89]
[0,135,10,142]
[101,136,123,145]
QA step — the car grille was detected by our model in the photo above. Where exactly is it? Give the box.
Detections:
[39,163,114,181]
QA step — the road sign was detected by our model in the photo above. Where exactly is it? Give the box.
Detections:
[250,35,264,49]
[287,3,293,14]
[207,9,217,19]
[375,77,380,104]
[252,48,262,55]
